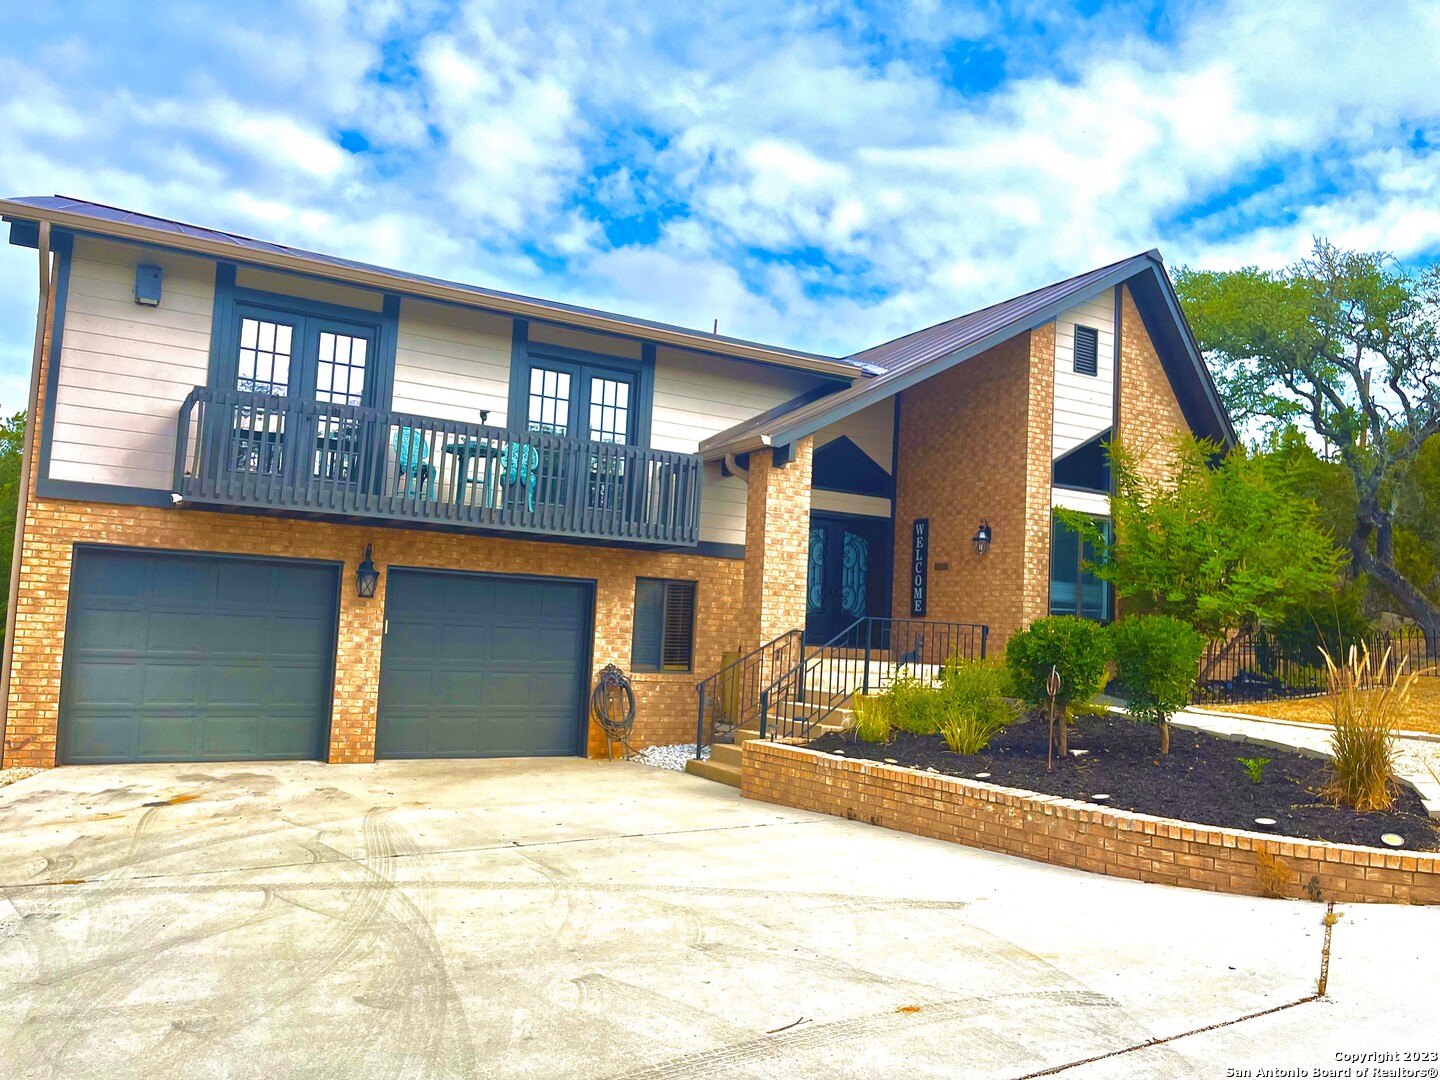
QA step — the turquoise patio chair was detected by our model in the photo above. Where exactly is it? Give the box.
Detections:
[393,426,434,499]
[499,442,540,512]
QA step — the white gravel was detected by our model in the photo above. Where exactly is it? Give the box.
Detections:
[631,743,709,771]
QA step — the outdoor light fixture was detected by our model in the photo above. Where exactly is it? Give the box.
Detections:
[972,520,992,555]
[356,544,380,598]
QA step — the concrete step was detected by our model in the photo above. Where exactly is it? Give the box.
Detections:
[710,742,742,767]
[685,756,741,788]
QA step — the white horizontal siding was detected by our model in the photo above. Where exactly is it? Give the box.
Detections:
[700,464,747,547]
[1051,487,1110,516]
[653,346,825,548]
[651,347,819,453]
[1052,290,1116,459]
[391,300,513,426]
[235,265,383,312]
[48,237,215,490]
[814,397,894,474]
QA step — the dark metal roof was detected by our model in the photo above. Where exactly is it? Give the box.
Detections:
[0,195,863,375]
[700,250,1236,456]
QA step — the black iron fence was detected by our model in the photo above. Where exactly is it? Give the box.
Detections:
[1193,626,1436,705]
[174,387,704,546]
[759,617,989,742]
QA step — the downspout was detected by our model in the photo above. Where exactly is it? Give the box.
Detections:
[723,453,749,483]
[0,221,52,742]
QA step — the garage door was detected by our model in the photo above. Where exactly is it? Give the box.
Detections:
[59,549,338,764]
[377,570,591,758]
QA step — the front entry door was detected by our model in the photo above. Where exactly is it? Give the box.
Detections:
[805,514,891,644]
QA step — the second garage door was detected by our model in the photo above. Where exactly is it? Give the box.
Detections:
[376,570,592,758]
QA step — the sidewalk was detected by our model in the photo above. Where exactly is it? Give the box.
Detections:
[1176,705,1440,819]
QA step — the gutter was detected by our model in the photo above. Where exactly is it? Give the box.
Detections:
[0,200,860,381]
[0,221,51,747]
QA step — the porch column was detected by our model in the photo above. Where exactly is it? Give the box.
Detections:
[740,437,814,649]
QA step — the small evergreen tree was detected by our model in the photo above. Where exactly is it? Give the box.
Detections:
[1004,617,1109,756]
[1109,615,1205,754]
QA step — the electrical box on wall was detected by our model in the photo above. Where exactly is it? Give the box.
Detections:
[134,264,163,306]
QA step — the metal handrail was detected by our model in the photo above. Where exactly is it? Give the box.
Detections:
[693,628,804,758]
[760,617,990,742]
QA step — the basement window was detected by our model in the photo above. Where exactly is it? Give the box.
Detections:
[632,578,697,672]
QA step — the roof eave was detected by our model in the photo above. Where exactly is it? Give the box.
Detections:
[0,198,861,380]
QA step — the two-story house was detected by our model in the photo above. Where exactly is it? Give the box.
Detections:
[0,196,1231,771]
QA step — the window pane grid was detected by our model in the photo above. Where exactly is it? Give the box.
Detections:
[528,367,572,435]
[236,318,293,396]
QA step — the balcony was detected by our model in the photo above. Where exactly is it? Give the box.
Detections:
[174,387,704,546]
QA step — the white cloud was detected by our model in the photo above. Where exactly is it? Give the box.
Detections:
[0,0,1438,401]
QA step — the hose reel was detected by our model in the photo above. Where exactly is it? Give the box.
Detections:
[591,663,637,759]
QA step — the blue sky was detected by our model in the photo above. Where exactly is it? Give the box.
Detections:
[1,0,1438,413]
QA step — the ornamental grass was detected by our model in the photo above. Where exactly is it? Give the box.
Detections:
[1320,644,1413,812]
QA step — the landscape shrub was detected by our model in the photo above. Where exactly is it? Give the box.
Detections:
[1004,616,1110,755]
[851,694,892,743]
[1322,644,1409,812]
[935,657,1018,754]
[887,672,939,736]
[1108,614,1205,754]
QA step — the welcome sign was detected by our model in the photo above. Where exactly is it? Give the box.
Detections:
[910,518,929,617]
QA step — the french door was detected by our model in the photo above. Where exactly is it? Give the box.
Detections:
[223,303,381,490]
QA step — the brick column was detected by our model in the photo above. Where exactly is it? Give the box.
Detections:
[1021,322,1058,629]
[740,438,814,649]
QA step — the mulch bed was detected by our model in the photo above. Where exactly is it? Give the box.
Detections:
[805,711,1440,852]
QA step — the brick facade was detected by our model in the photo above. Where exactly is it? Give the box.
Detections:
[744,741,1440,905]
[891,331,1052,649]
[740,438,813,648]
[1116,283,1190,480]
[1,500,745,768]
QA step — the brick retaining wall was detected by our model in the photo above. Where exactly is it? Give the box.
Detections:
[741,740,1440,905]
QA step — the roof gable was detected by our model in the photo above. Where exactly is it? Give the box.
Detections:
[699,252,1235,457]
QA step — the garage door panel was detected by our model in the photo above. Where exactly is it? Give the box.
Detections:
[137,715,199,758]
[69,661,140,707]
[141,663,206,707]
[146,612,215,654]
[377,667,434,708]
[378,570,590,759]
[382,620,437,660]
[66,714,141,761]
[150,560,212,604]
[260,715,323,756]
[490,627,538,663]
[199,715,262,757]
[436,624,489,661]
[435,670,486,707]
[264,665,331,705]
[70,610,146,653]
[269,615,334,658]
[60,550,337,764]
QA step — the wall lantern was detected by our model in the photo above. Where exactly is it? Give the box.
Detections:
[356,544,381,598]
[972,520,993,556]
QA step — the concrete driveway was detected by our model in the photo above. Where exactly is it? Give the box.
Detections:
[0,759,1435,1080]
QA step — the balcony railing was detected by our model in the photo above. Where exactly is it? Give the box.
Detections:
[174,387,704,546]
